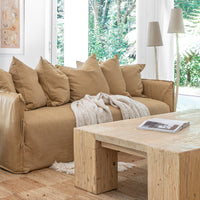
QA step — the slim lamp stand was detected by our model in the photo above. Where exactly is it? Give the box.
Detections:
[154,46,159,80]
[174,33,180,111]
[168,8,184,111]
[147,22,163,80]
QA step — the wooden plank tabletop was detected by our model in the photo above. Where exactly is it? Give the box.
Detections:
[75,109,200,153]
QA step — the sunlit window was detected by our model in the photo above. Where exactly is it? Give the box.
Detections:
[56,0,136,66]
[174,0,200,88]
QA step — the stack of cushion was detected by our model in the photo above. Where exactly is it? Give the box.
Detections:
[76,54,145,97]
[57,54,110,101]
[0,54,145,110]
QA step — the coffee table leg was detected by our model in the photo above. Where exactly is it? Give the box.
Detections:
[148,147,200,200]
[74,129,118,194]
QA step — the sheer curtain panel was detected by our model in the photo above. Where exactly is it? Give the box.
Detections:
[136,0,174,80]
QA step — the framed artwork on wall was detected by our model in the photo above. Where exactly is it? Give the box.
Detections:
[0,0,24,54]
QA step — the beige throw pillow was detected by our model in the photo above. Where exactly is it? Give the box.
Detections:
[0,69,16,92]
[76,61,84,68]
[36,57,70,106]
[100,55,130,96]
[121,64,145,97]
[57,54,110,101]
[9,57,47,110]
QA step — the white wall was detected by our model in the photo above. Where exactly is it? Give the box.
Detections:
[0,0,50,71]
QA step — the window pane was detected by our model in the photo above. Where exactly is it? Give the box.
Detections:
[174,0,200,88]
[88,0,136,64]
[56,0,136,65]
[57,0,64,66]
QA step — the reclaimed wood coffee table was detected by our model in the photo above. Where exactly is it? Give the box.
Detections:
[74,110,200,200]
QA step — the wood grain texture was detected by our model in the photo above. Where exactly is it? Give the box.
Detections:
[75,110,200,199]
[147,147,165,200]
[179,149,200,200]
[76,110,200,154]
[148,147,200,200]
[101,142,147,157]
[74,129,118,194]
[0,153,147,200]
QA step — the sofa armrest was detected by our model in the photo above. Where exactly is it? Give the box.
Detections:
[142,79,174,112]
[0,92,25,172]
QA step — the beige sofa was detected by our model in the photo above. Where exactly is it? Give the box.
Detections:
[0,55,174,173]
[0,79,174,173]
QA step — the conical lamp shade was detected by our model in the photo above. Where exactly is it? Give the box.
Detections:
[168,8,185,33]
[147,22,163,47]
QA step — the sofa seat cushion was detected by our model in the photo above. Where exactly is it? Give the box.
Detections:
[24,103,75,171]
[23,97,169,171]
[133,97,170,115]
[23,103,122,171]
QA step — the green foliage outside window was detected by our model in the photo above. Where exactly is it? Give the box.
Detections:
[175,50,200,87]
[174,0,200,87]
[57,0,64,66]
[88,0,136,64]
[57,0,200,87]
[57,0,136,65]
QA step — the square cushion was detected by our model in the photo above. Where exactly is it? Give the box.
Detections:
[76,61,84,68]
[36,57,70,106]
[57,54,110,101]
[121,64,145,97]
[100,55,130,96]
[9,57,47,110]
[22,96,169,171]
[0,69,16,92]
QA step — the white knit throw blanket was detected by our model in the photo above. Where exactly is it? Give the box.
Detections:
[71,93,150,127]
[50,93,149,174]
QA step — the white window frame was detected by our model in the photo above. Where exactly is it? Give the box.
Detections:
[49,0,57,65]
[51,0,88,67]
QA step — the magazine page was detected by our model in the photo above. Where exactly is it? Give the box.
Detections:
[138,118,190,133]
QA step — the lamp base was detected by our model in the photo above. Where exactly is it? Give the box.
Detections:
[174,33,180,111]
[154,46,159,80]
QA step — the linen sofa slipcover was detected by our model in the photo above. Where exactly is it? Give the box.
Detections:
[0,79,174,173]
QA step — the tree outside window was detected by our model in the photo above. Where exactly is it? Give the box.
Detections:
[57,0,200,88]
[88,0,136,64]
[174,0,200,88]
[57,0,136,66]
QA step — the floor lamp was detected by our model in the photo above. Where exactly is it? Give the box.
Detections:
[168,8,185,111]
[147,22,163,80]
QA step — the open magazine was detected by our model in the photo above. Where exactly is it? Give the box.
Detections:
[138,118,190,133]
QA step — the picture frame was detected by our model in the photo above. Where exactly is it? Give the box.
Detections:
[0,0,25,55]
